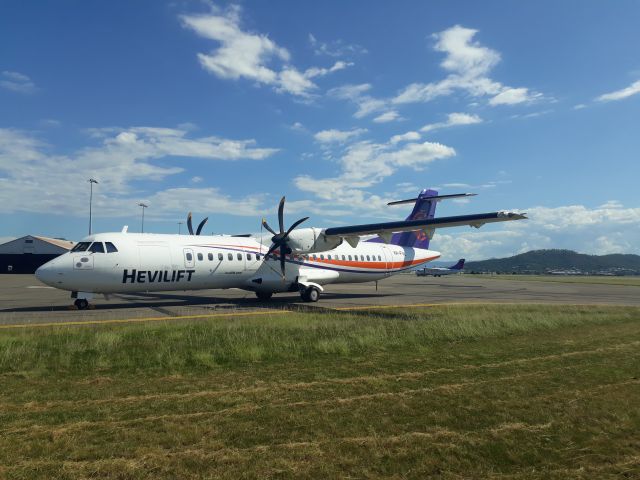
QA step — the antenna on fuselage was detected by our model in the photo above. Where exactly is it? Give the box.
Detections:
[121,226,128,233]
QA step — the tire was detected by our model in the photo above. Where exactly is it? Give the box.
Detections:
[75,299,89,310]
[255,291,273,301]
[306,287,320,302]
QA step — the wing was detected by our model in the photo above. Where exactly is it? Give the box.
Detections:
[324,211,526,246]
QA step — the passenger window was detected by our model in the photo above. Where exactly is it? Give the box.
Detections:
[71,242,91,252]
[341,255,345,261]
[105,242,118,253]
[186,252,193,261]
[328,255,332,260]
[256,253,261,260]
[378,255,382,261]
[237,253,242,261]
[228,253,233,261]
[247,253,252,260]
[89,242,105,253]
[208,253,213,261]
[320,254,324,260]
[348,255,352,261]
[218,253,223,261]
[366,255,370,261]
[197,253,203,261]
[360,255,365,261]
[312,254,316,260]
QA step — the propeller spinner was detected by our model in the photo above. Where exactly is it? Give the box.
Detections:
[262,196,309,278]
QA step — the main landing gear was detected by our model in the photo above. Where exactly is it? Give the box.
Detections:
[300,286,320,302]
[74,298,90,310]
[255,291,273,301]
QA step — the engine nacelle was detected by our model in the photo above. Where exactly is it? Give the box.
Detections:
[286,227,342,253]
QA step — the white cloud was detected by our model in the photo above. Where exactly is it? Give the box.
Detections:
[421,112,482,132]
[328,83,389,119]
[373,111,402,123]
[392,25,541,107]
[294,136,455,212]
[0,126,279,216]
[432,202,640,260]
[308,34,368,57]
[1,71,37,94]
[181,8,350,97]
[314,128,367,144]
[489,87,541,106]
[595,79,640,102]
[390,131,421,144]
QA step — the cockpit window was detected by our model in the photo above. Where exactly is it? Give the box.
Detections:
[71,242,91,252]
[105,242,118,253]
[89,242,105,253]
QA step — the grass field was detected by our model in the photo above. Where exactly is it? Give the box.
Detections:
[1,305,639,479]
[480,274,640,287]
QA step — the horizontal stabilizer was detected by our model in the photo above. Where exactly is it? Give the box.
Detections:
[325,211,526,238]
[387,192,476,206]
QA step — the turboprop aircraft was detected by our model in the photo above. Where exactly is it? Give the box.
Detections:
[416,258,465,277]
[35,189,526,309]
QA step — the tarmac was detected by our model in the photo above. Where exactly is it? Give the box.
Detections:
[1,273,639,328]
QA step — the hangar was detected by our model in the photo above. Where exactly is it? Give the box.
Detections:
[0,235,75,274]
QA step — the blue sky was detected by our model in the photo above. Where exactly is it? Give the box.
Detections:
[1,0,639,259]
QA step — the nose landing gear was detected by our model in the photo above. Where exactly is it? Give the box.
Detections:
[71,292,94,310]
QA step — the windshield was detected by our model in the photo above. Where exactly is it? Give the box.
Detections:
[70,242,91,252]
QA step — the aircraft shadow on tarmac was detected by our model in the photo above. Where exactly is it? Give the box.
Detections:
[0,291,395,313]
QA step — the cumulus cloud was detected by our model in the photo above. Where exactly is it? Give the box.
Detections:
[392,25,541,107]
[421,112,482,132]
[0,71,37,94]
[373,111,402,123]
[314,128,367,144]
[432,202,640,260]
[294,135,455,212]
[595,79,640,102]
[390,131,421,144]
[489,88,541,106]
[328,83,390,119]
[181,7,350,97]
[0,126,278,217]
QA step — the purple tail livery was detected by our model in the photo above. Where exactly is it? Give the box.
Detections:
[449,259,465,270]
[368,189,440,249]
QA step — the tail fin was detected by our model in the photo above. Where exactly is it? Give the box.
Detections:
[449,259,465,270]
[367,189,440,249]
[391,188,439,249]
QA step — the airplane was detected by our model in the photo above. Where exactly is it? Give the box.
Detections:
[416,258,465,277]
[35,189,526,309]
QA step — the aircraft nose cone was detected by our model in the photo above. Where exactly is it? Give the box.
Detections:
[35,262,55,285]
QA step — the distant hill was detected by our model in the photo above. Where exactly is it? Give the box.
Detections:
[465,249,640,275]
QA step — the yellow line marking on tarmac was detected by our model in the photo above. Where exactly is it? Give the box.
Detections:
[0,309,289,330]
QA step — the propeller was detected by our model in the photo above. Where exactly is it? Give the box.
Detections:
[262,196,309,278]
[186,212,208,235]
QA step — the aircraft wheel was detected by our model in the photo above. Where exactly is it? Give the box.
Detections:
[74,299,89,310]
[302,286,320,302]
[255,291,273,301]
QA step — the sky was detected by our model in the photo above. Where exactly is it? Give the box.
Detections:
[1,0,639,260]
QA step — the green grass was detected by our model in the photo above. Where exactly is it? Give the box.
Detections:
[1,305,639,479]
[481,274,640,286]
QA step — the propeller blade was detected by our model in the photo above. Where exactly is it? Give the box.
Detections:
[187,212,194,235]
[285,216,309,237]
[277,196,285,234]
[262,218,277,236]
[279,245,286,278]
[195,217,208,236]
[265,242,280,258]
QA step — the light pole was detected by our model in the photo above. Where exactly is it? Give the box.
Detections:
[178,221,184,234]
[138,202,148,233]
[88,178,98,235]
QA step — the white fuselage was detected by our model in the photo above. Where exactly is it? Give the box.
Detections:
[416,267,460,277]
[36,232,440,295]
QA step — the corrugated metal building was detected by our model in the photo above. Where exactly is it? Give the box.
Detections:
[0,236,75,273]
